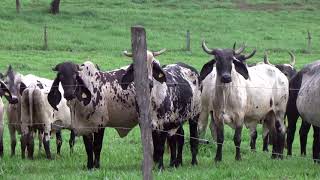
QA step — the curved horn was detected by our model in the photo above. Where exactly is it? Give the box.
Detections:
[123,50,132,57]
[244,48,256,60]
[288,51,295,66]
[263,51,271,65]
[234,42,246,55]
[152,49,166,57]
[202,40,213,54]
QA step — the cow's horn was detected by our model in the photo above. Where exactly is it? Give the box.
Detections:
[152,49,166,57]
[288,51,295,66]
[202,40,213,54]
[244,48,256,60]
[234,42,246,55]
[123,50,133,57]
[264,51,271,65]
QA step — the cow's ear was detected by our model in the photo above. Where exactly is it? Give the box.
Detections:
[233,59,249,80]
[75,76,91,106]
[48,76,62,111]
[0,81,17,104]
[200,60,216,81]
[152,62,166,83]
[121,64,134,90]
[19,82,27,96]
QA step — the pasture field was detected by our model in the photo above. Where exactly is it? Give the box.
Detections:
[1,0,320,179]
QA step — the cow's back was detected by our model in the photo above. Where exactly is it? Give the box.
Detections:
[245,64,288,121]
[296,61,320,126]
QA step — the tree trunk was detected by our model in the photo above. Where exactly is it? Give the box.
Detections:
[50,0,60,14]
[16,0,20,13]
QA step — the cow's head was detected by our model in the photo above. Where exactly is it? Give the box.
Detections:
[200,40,256,83]
[0,65,25,99]
[0,80,18,104]
[264,51,297,80]
[120,49,167,90]
[47,62,91,110]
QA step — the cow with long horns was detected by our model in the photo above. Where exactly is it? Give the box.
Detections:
[200,40,288,161]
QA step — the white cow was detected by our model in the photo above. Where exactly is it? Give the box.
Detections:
[200,41,288,161]
[0,81,18,157]
[1,66,73,159]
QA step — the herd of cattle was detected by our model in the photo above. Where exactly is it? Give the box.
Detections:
[0,40,320,170]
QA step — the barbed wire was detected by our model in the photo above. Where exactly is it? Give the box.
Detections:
[0,122,316,162]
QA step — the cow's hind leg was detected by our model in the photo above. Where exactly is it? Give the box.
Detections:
[56,130,62,155]
[286,104,300,156]
[43,132,52,159]
[299,120,311,156]
[262,124,269,152]
[176,126,184,167]
[189,118,199,165]
[69,130,75,154]
[93,128,105,169]
[249,125,257,151]
[312,125,320,163]
[83,134,94,169]
[27,132,35,159]
[38,130,43,154]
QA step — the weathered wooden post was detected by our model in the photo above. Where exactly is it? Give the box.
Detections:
[307,30,312,53]
[43,25,48,50]
[16,0,21,13]
[186,30,190,51]
[131,26,153,180]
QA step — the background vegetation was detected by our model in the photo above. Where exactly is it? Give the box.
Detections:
[0,0,320,179]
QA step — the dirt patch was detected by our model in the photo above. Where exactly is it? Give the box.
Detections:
[234,0,304,11]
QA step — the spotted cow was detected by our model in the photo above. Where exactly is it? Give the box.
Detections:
[121,50,202,169]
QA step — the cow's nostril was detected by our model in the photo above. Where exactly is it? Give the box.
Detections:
[221,74,232,83]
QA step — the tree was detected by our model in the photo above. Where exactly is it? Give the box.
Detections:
[50,0,60,14]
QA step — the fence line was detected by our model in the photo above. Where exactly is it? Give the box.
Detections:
[0,122,316,162]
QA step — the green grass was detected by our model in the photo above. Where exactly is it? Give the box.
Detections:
[1,0,320,179]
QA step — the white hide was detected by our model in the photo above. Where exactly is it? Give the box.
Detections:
[213,64,288,132]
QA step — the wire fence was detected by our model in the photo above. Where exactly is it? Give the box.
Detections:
[0,122,316,162]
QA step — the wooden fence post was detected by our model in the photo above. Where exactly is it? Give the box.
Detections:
[131,26,153,180]
[16,0,21,13]
[186,30,190,51]
[307,30,312,53]
[43,25,48,50]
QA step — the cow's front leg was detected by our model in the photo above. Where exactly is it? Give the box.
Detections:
[152,130,166,170]
[167,133,177,167]
[234,126,243,160]
[69,130,75,154]
[83,134,94,169]
[56,130,62,155]
[20,134,27,159]
[214,119,224,162]
[312,125,320,163]
[93,128,105,168]
[262,123,269,152]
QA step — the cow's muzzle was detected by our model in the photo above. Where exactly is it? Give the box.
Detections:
[221,74,232,83]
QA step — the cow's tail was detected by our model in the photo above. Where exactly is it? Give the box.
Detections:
[28,87,35,126]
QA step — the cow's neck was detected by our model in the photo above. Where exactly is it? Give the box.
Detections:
[214,68,244,113]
